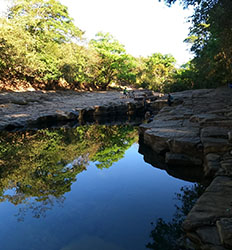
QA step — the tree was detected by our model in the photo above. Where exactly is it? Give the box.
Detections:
[89,32,136,90]
[135,53,176,92]
[8,0,82,43]
[0,0,85,89]
[160,0,218,8]
[168,62,197,92]
[90,125,137,169]
[191,0,232,86]
[160,0,232,87]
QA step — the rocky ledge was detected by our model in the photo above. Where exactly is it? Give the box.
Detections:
[1,87,232,249]
[0,89,157,130]
[139,87,232,249]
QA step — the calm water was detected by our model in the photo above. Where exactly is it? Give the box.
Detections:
[0,125,194,250]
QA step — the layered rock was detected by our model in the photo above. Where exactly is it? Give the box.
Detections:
[0,90,155,130]
[1,87,232,249]
[139,87,232,249]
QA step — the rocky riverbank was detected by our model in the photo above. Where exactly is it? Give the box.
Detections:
[139,87,232,249]
[0,89,157,130]
[1,87,232,249]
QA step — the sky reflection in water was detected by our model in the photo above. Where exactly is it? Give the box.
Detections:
[0,127,192,250]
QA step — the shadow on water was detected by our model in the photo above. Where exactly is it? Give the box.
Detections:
[5,112,145,132]
[138,138,209,250]
[146,183,206,250]
[138,139,207,184]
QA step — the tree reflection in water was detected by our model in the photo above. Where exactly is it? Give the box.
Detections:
[0,125,137,220]
[15,195,65,222]
[146,184,206,250]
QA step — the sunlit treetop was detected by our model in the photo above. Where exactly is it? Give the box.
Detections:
[90,32,126,55]
[7,0,83,43]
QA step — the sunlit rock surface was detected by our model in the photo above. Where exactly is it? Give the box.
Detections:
[0,90,157,130]
[139,87,232,250]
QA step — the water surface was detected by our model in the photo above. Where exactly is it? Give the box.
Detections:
[0,125,193,250]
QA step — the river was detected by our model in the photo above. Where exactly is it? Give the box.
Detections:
[0,125,199,250]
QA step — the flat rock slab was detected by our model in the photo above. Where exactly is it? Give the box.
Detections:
[143,126,201,156]
[183,176,232,231]
[0,90,150,130]
[138,87,232,249]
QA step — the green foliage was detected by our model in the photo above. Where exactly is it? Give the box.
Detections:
[167,62,197,92]
[160,0,218,9]
[161,0,232,88]
[135,53,176,92]
[0,129,86,205]
[0,0,85,89]
[89,32,136,90]
[0,0,194,92]
[191,0,232,86]
[4,0,231,91]
[8,0,82,43]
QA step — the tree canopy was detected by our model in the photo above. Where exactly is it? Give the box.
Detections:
[161,0,232,87]
[89,32,136,90]
[8,0,83,43]
[135,53,176,92]
[0,0,183,92]
[0,0,231,91]
[0,0,85,89]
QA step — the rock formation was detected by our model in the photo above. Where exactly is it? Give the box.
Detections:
[139,87,232,249]
[0,90,156,130]
[1,87,232,249]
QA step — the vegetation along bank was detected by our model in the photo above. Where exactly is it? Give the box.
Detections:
[0,0,231,92]
[0,0,232,249]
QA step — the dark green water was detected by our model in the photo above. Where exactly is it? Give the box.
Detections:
[0,125,196,250]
